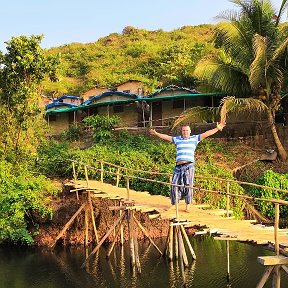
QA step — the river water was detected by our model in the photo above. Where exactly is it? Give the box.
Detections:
[0,235,287,288]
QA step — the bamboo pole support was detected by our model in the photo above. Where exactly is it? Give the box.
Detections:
[107,216,125,257]
[178,227,188,267]
[132,212,141,273]
[81,213,125,269]
[168,224,174,261]
[273,265,281,288]
[256,266,274,288]
[133,214,163,256]
[174,226,179,259]
[120,209,124,246]
[179,225,196,260]
[226,182,230,217]
[88,191,99,243]
[177,226,186,284]
[85,204,89,247]
[51,203,86,248]
[127,209,136,267]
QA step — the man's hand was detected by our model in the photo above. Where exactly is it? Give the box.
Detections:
[217,121,226,131]
[149,128,157,136]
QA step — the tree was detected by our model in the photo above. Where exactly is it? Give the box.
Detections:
[191,0,288,161]
[0,35,59,162]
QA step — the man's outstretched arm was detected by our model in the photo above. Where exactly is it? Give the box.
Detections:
[149,128,173,142]
[200,121,226,141]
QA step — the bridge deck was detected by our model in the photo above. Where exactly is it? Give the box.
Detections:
[74,180,288,250]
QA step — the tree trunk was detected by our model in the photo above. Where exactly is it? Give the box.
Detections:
[267,109,287,161]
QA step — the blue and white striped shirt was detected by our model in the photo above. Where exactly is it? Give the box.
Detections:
[172,135,200,163]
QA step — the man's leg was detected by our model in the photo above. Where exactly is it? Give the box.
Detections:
[168,167,180,211]
[184,165,195,212]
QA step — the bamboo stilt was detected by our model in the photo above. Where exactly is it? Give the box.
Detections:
[256,266,274,288]
[179,225,196,260]
[127,209,136,267]
[133,214,142,273]
[177,226,186,284]
[133,215,163,256]
[178,227,188,267]
[51,203,86,248]
[85,204,89,247]
[168,225,174,261]
[88,191,99,243]
[174,226,179,259]
[107,216,125,257]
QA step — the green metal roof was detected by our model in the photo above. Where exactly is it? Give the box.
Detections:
[45,92,225,115]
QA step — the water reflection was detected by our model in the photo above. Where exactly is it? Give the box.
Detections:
[0,235,287,288]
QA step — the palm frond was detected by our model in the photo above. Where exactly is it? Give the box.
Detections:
[219,96,268,122]
[269,36,288,65]
[172,107,219,129]
[194,56,251,96]
[250,34,268,89]
[274,0,288,26]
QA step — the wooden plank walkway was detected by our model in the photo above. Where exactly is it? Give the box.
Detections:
[73,180,288,249]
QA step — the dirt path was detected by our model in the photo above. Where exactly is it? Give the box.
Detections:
[75,180,288,249]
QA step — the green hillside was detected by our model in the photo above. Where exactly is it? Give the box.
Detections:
[43,24,216,96]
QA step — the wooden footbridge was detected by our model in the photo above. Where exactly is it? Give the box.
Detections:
[54,159,288,287]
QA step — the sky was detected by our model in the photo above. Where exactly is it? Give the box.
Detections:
[0,0,286,52]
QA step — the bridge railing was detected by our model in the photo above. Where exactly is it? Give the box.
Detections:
[69,158,288,256]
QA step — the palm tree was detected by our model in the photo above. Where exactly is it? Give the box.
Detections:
[184,0,288,160]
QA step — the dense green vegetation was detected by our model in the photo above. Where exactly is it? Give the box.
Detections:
[44,25,216,96]
[0,35,60,244]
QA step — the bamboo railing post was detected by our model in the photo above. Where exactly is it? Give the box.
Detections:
[116,167,121,187]
[274,203,280,256]
[84,165,89,188]
[72,161,77,182]
[226,182,230,218]
[126,176,130,201]
[175,186,179,220]
[100,161,104,183]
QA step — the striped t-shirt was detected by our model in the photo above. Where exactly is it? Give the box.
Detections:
[172,135,200,163]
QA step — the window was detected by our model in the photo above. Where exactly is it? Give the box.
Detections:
[49,114,56,122]
[173,99,184,109]
[123,90,130,93]
[113,104,124,113]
